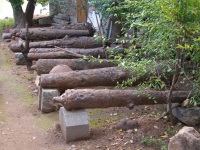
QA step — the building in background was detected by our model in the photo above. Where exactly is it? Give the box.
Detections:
[49,0,87,23]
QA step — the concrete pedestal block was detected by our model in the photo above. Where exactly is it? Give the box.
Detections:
[38,86,42,110]
[40,89,60,113]
[59,107,89,143]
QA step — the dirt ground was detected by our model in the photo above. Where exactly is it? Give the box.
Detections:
[0,42,184,150]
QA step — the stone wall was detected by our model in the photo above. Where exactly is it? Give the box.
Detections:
[49,0,77,23]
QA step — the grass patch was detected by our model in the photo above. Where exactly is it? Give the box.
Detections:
[10,82,35,106]
[89,116,120,128]
[0,48,12,69]
[0,94,6,122]
[166,127,177,136]
[0,18,14,34]
[88,109,122,128]
[35,113,58,131]
[0,44,35,106]
[0,44,58,130]
[0,72,36,106]
[141,136,167,150]
[88,109,102,116]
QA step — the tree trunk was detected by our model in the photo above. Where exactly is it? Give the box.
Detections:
[2,33,12,39]
[9,1,25,28]
[32,59,115,75]
[39,62,185,90]
[53,89,189,110]
[27,47,106,60]
[11,23,95,36]
[40,67,129,89]
[29,47,103,53]
[20,28,92,40]
[8,37,103,52]
[25,0,36,27]
[8,40,24,52]
[52,22,95,34]
[28,37,103,48]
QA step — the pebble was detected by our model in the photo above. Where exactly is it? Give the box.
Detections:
[154,125,159,129]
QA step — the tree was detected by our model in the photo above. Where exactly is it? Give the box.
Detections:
[9,0,26,28]
[8,0,48,28]
[91,0,200,122]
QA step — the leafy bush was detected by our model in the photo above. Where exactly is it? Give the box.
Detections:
[90,0,200,105]
[0,18,14,34]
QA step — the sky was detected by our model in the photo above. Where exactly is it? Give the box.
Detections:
[0,0,49,19]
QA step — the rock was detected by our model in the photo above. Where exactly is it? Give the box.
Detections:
[172,106,200,126]
[168,126,200,150]
[15,53,26,65]
[50,65,72,74]
[115,118,139,131]
[181,99,191,107]
[38,16,52,26]
[53,18,70,25]
[2,33,12,39]
[55,123,61,131]
[59,107,89,143]
[54,13,70,21]
[167,103,180,112]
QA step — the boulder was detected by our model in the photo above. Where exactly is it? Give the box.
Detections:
[172,106,200,126]
[2,33,12,39]
[38,16,52,26]
[168,126,200,150]
[115,118,139,131]
[15,53,26,65]
[49,65,72,74]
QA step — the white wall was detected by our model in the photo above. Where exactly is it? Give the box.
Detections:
[88,7,101,31]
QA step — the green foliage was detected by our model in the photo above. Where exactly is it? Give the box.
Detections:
[190,71,200,106]
[89,0,114,19]
[0,18,14,34]
[141,76,166,90]
[9,0,24,6]
[37,0,49,6]
[141,136,167,150]
[91,0,200,105]
[107,0,200,60]
[103,0,178,88]
[117,60,155,87]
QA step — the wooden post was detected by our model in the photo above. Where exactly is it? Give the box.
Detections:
[76,0,88,23]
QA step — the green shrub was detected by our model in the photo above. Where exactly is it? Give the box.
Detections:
[91,0,200,105]
[0,18,14,34]
[141,136,167,150]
